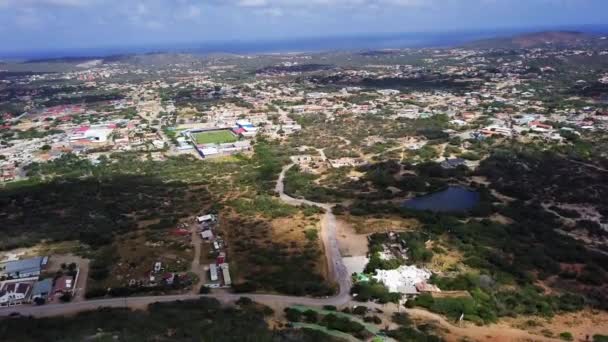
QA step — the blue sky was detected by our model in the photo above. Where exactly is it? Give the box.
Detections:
[0,0,607,53]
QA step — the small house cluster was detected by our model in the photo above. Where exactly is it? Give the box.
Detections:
[197,214,232,288]
[0,256,79,307]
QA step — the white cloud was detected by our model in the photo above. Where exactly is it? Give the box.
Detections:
[0,0,100,7]
[175,4,202,20]
[238,0,268,7]
[257,7,283,16]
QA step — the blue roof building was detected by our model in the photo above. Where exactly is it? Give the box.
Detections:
[0,256,47,279]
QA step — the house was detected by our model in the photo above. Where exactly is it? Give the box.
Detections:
[529,120,553,132]
[372,265,432,298]
[209,264,219,282]
[328,158,365,168]
[0,283,31,306]
[440,158,466,169]
[52,275,74,299]
[197,214,216,224]
[201,230,214,241]
[0,256,48,279]
[219,263,231,286]
[480,125,512,137]
[32,278,53,301]
[415,282,441,293]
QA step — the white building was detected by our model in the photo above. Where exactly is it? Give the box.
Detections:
[0,283,31,306]
[373,265,432,296]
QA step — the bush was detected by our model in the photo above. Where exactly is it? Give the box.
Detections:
[392,313,413,326]
[303,310,318,323]
[199,286,211,294]
[85,288,107,299]
[323,305,337,311]
[236,297,253,306]
[460,152,481,161]
[284,308,302,322]
[304,229,318,242]
[351,280,402,304]
[321,314,365,334]
[371,316,382,324]
[232,282,257,293]
[559,332,573,341]
[594,334,608,342]
[353,306,368,315]
[59,293,72,303]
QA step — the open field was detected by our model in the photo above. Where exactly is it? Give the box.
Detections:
[221,209,335,296]
[192,130,238,145]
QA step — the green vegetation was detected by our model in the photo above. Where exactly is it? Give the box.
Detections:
[2,128,64,141]
[387,313,444,342]
[226,216,334,297]
[284,166,343,203]
[351,280,401,304]
[594,334,608,342]
[231,195,297,219]
[191,130,238,144]
[0,298,332,342]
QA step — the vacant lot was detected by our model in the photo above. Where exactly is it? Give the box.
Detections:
[192,130,238,144]
[221,211,335,297]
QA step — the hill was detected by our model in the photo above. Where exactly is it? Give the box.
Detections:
[463,31,608,49]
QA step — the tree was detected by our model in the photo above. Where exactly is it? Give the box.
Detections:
[40,144,51,151]
[236,297,253,306]
[284,308,302,322]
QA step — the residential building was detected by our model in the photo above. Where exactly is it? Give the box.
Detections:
[0,283,31,306]
[31,278,53,301]
[0,256,48,279]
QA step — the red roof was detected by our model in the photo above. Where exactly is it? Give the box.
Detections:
[171,228,190,236]
[4,283,31,294]
[53,276,74,293]
[233,128,246,134]
[75,126,90,132]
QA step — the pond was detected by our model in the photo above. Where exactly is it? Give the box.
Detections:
[403,186,480,213]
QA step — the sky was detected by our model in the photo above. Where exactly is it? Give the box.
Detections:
[0,0,607,54]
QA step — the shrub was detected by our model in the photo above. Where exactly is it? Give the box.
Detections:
[594,334,608,342]
[559,332,573,341]
[236,297,253,306]
[353,306,368,315]
[85,288,107,299]
[303,310,318,323]
[284,308,302,322]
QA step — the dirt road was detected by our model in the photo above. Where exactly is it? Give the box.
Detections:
[275,163,352,299]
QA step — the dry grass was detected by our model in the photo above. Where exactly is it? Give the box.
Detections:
[505,309,608,340]
[340,214,420,234]
[92,231,192,288]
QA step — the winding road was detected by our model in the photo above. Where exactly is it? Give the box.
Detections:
[0,163,351,317]
[0,164,565,342]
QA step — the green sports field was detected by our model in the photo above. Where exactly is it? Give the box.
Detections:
[191,130,238,144]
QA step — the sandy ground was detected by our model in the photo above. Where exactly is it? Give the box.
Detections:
[336,218,369,257]
[505,309,608,341]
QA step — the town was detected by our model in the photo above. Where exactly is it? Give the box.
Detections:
[2,31,608,342]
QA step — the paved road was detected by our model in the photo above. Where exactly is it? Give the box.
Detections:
[0,163,351,318]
